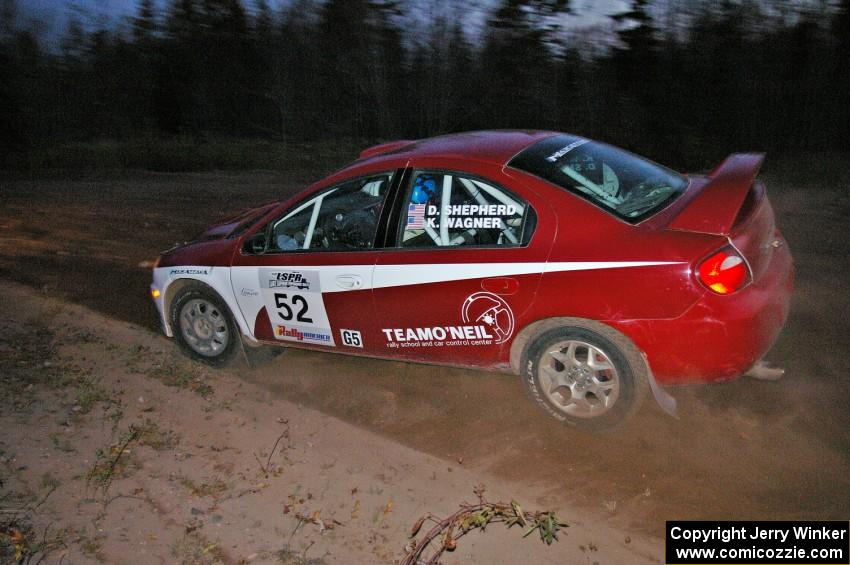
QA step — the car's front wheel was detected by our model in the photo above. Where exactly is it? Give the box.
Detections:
[170,284,238,366]
[521,323,648,432]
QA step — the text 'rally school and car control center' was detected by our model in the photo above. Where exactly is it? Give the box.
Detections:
[150,130,794,431]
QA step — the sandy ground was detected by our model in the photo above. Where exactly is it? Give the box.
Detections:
[0,281,657,563]
[0,164,849,561]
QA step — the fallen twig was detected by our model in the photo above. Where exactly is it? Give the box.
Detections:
[401,486,568,565]
[86,428,140,493]
[254,421,291,477]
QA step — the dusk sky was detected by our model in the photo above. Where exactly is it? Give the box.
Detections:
[16,0,627,40]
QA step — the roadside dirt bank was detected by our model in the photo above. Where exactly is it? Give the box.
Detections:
[0,281,659,563]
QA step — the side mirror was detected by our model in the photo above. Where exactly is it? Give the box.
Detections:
[243,233,267,255]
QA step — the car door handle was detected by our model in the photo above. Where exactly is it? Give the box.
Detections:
[481,277,519,295]
[335,275,363,289]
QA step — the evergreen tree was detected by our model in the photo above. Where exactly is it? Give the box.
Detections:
[831,0,850,145]
[317,0,405,138]
[479,0,569,129]
[133,0,157,43]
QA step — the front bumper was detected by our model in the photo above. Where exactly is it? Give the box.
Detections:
[150,269,171,337]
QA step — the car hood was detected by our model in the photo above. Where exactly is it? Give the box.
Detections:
[194,202,277,242]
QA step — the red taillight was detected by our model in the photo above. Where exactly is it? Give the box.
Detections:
[697,247,751,294]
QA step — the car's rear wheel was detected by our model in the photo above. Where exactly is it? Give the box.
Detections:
[170,284,238,366]
[521,323,648,432]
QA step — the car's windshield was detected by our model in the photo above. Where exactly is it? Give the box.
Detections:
[509,135,687,222]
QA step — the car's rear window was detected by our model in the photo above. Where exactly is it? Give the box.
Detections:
[509,135,687,223]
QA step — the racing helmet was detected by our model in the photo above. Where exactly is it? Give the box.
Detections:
[411,175,437,204]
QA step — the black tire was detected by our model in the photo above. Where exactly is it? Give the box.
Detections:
[521,322,648,432]
[170,283,239,367]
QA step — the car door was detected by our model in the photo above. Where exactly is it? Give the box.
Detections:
[371,168,555,369]
[230,172,397,353]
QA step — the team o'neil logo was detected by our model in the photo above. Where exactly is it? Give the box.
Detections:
[461,292,515,345]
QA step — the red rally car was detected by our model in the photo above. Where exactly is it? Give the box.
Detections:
[150,131,794,431]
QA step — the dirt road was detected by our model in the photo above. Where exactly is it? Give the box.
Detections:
[1,165,848,552]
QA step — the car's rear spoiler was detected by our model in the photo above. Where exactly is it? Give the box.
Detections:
[669,153,765,235]
[359,139,417,160]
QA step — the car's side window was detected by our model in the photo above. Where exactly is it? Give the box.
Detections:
[399,171,536,248]
[268,173,392,252]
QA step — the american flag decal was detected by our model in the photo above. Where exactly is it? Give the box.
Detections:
[406,203,425,229]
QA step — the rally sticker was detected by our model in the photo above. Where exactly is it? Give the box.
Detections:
[461,292,514,344]
[259,268,335,346]
[340,329,363,348]
[408,204,518,230]
[382,292,514,349]
[545,138,589,162]
[407,203,426,228]
[169,267,210,276]
[275,324,334,345]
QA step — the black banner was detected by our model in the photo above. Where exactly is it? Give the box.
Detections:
[666,521,849,564]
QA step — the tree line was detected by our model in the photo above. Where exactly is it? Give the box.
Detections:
[1,0,848,168]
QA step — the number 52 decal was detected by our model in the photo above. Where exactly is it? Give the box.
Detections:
[259,268,335,346]
[274,293,313,323]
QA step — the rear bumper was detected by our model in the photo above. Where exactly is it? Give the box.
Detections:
[613,238,794,384]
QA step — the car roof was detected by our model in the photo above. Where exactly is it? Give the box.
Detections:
[355,130,558,168]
